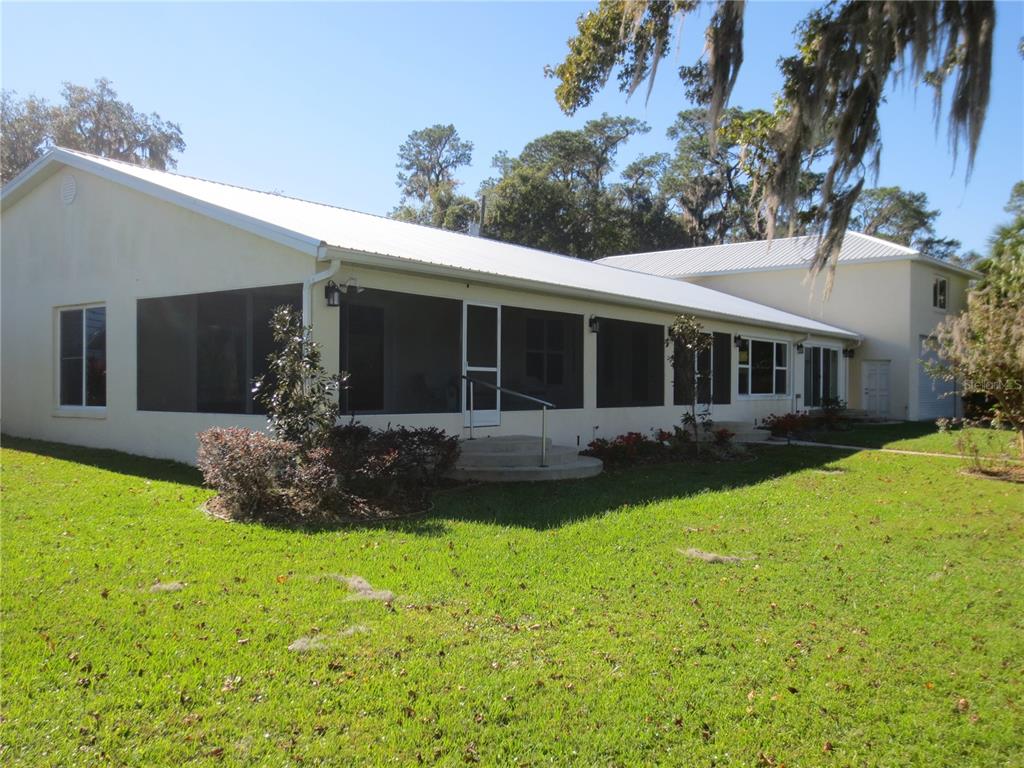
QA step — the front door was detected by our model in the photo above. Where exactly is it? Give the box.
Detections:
[862,360,891,418]
[464,303,500,427]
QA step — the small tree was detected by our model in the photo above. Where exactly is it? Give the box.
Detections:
[253,306,347,448]
[926,208,1024,457]
[667,314,713,451]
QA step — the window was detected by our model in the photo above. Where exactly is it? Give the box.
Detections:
[803,345,840,407]
[340,288,462,414]
[59,305,106,407]
[933,277,947,309]
[137,284,301,413]
[596,318,664,408]
[501,307,583,409]
[738,339,787,396]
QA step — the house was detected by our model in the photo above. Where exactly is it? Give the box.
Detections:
[1,148,858,473]
[598,232,978,421]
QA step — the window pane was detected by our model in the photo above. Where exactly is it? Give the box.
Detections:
[811,347,822,406]
[341,288,462,414]
[466,305,497,367]
[85,307,106,406]
[803,350,814,407]
[597,318,663,407]
[775,343,787,367]
[345,305,385,412]
[774,369,787,394]
[138,295,197,412]
[751,341,774,394]
[546,353,563,385]
[466,370,497,411]
[501,307,583,410]
[738,343,749,364]
[739,368,749,395]
[826,349,839,399]
[525,317,544,350]
[196,291,248,413]
[59,309,84,406]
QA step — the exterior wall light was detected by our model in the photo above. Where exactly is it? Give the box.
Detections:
[324,280,342,307]
[796,343,804,354]
[842,348,855,359]
[588,316,601,334]
[733,334,745,348]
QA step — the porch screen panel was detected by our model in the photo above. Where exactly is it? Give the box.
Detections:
[597,318,664,408]
[500,307,583,410]
[137,284,300,413]
[340,288,461,414]
[711,332,731,404]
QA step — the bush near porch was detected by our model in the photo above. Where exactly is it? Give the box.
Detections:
[3,436,1022,766]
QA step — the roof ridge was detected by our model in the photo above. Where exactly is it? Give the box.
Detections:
[605,231,827,261]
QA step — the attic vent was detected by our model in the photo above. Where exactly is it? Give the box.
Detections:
[60,174,77,205]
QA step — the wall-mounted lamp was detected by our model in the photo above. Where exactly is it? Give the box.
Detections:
[733,334,745,349]
[324,280,342,307]
[588,315,601,334]
[343,277,364,294]
[842,348,855,359]
[795,343,805,354]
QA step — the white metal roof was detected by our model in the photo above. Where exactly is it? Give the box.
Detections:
[2,148,859,339]
[598,231,980,278]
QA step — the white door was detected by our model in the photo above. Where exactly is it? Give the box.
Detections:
[917,337,958,420]
[463,303,500,427]
[862,360,890,417]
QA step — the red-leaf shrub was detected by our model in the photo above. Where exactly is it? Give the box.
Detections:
[197,427,296,517]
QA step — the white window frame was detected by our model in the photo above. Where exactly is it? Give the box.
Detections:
[932,276,948,311]
[738,337,789,398]
[55,302,107,416]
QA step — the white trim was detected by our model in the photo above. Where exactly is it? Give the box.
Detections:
[737,336,790,398]
[55,302,107,413]
[462,302,501,428]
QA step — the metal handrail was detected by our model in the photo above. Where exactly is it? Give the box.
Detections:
[461,374,555,467]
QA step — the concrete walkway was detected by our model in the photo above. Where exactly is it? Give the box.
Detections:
[782,439,1022,463]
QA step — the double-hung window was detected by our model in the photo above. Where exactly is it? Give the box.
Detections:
[59,304,107,408]
[738,338,787,396]
[932,277,947,310]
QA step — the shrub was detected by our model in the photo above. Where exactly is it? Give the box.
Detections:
[197,427,296,518]
[327,423,460,513]
[762,412,818,437]
[712,427,735,446]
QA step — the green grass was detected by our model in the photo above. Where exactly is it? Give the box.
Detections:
[2,436,1023,767]
[801,421,1019,458]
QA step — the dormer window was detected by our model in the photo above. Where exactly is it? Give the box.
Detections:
[932,277,947,310]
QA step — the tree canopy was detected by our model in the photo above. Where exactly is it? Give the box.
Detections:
[850,186,962,260]
[549,0,995,283]
[391,124,478,231]
[1,78,185,183]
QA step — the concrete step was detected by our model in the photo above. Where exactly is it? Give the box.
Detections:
[456,444,582,468]
[459,435,553,453]
[449,456,604,483]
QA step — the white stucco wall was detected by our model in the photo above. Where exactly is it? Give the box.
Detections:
[692,258,970,420]
[2,165,849,463]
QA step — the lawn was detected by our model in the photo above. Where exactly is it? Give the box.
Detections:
[800,421,1020,458]
[2,436,1022,766]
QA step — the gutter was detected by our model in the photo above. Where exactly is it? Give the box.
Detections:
[302,241,341,326]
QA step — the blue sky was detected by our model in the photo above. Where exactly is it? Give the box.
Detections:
[3,1,1022,254]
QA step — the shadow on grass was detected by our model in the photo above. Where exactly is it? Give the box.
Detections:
[2,434,204,486]
[3,435,851,534]
[427,445,849,531]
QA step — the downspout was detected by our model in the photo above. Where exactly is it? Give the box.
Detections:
[303,241,341,326]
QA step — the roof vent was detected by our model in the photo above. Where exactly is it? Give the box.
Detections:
[60,174,77,205]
